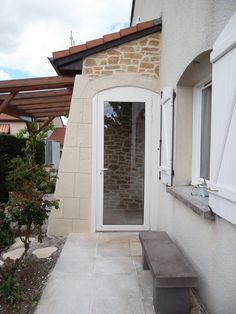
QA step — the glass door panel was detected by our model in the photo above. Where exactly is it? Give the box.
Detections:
[103,101,145,225]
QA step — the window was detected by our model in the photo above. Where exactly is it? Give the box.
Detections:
[192,78,212,184]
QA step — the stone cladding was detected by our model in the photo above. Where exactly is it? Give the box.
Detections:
[82,33,160,79]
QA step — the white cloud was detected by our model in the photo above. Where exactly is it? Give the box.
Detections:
[0,70,11,80]
[0,0,132,77]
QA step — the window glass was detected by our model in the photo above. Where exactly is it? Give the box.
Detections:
[200,85,211,180]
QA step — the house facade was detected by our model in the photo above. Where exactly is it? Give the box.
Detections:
[0,113,26,135]
[48,1,236,313]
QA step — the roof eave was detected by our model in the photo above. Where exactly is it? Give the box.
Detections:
[51,18,162,75]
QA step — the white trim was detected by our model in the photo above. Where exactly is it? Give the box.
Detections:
[92,86,159,232]
[211,12,236,63]
[91,94,98,232]
[192,76,212,185]
[208,182,236,204]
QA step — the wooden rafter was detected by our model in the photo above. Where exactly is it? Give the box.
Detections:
[10,95,72,106]
[15,102,70,110]
[0,92,17,113]
[0,76,74,93]
[25,106,69,114]
[0,75,74,120]
[0,88,72,102]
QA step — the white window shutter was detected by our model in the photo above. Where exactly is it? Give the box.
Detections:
[159,87,174,186]
[208,12,236,225]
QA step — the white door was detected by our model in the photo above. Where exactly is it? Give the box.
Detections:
[92,87,159,231]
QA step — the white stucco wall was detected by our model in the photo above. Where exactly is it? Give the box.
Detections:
[133,1,236,313]
[131,0,162,25]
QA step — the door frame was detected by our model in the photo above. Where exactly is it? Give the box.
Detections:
[91,86,159,231]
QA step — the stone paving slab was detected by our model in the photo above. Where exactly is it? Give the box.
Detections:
[35,232,205,314]
[33,246,58,258]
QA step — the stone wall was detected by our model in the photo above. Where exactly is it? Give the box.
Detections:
[82,33,160,79]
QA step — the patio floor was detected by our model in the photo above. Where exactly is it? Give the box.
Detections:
[35,232,204,314]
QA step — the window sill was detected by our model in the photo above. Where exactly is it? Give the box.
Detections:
[166,185,215,221]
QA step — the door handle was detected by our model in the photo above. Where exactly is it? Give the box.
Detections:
[99,168,109,175]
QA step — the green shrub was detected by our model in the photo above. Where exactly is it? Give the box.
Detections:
[0,135,45,203]
[0,122,58,304]
[0,206,14,252]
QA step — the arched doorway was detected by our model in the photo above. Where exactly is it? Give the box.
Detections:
[92,86,159,231]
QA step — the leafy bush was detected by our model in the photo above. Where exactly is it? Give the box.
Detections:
[0,134,45,203]
[0,207,14,252]
[0,122,58,303]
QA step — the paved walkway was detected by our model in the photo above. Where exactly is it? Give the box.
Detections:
[35,232,204,314]
[35,232,155,314]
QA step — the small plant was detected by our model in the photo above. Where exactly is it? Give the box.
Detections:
[0,206,14,252]
[0,274,25,304]
[0,121,58,303]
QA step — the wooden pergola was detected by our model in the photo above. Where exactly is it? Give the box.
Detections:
[0,76,75,125]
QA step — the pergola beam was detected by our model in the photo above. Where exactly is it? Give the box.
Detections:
[10,95,72,106]
[0,88,72,102]
[0,92,17,113]
[0,75,74,119]
[16,101,71,110]
[32,111,68,118]
[25,106,69,114]
[0,76,74,93]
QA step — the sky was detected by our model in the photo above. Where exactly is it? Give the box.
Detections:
[0,0,132,80]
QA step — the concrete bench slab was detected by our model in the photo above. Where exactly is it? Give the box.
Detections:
[139,231,198,314]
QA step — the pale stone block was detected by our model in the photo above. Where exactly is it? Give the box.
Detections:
[50,199,64,218]
[55,173,75,197]
[79,159,92,173]
[80,198,90,220]
[80,148,92,160]
[74,173,91,198]
[77,124,92,147]
[67,98,83,123]
[72,76,90,99]
[82,102,92,123]
[59,147,80,173]
[63,197,80,219]
[72,219,90,233]
[63,123,78,147]
[47,218,73,236]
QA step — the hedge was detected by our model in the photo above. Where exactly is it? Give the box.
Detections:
[0,134,45,203]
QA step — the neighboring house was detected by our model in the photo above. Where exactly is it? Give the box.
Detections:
[0,113,65,169]
[46,117,66,169]
[0,113,26,135]
[47,2,236,313]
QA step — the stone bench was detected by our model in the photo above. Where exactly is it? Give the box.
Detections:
[139,231,198,314]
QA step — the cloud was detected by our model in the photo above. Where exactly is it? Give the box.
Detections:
[0,70,11,80]
[0,0,132,77]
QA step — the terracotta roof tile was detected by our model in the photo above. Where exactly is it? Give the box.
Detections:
[103,31,121,42]
[86,38,104,49]
[136,20,154,31]
[52,49,71,60]
[120,25,137,36]
[69,44,87,54]
[0,113,19,121]
[48,127,66,146]
[52,19,160,60]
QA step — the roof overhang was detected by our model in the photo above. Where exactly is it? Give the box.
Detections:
[50,18,162,76]
[0,76,74,121]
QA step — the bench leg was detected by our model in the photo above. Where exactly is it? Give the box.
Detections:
[142,251,149,270]
[153,285,191,314]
